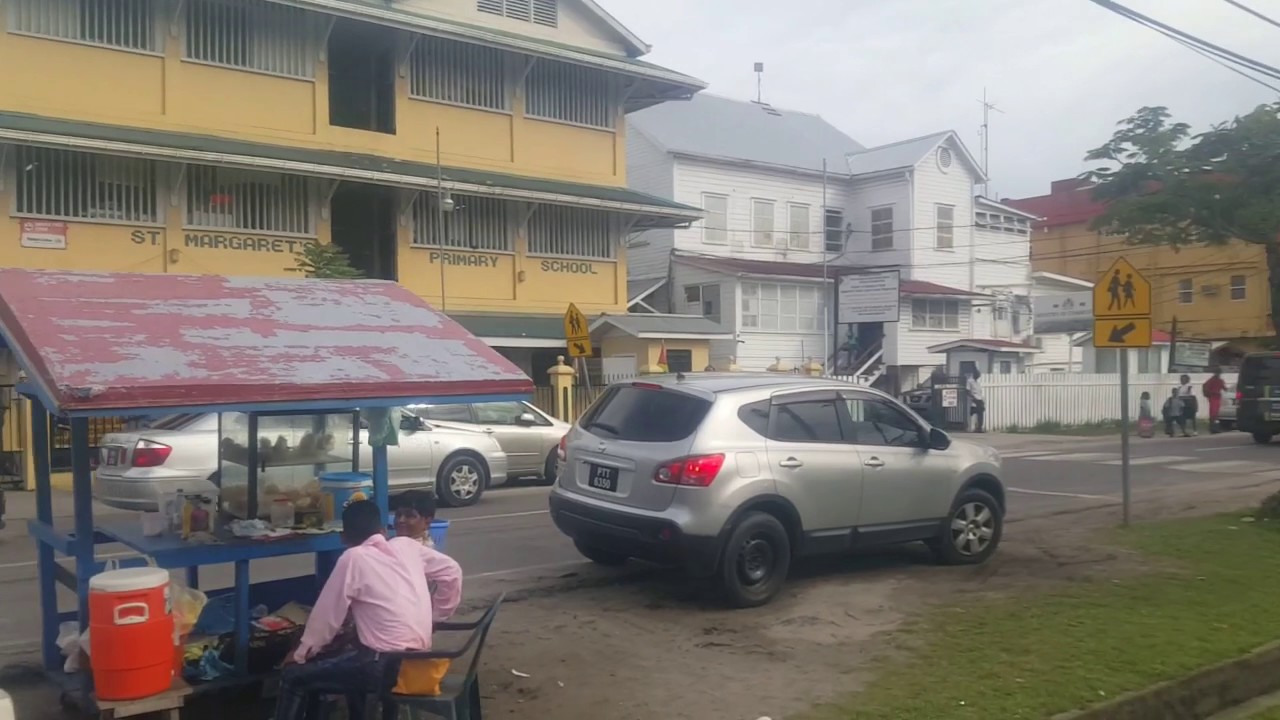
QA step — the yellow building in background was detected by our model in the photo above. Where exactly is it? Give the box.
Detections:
[0,0,705,487]
[1008,179,1273,343]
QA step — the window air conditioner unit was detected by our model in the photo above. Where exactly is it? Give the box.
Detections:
[1201,284,1220,296]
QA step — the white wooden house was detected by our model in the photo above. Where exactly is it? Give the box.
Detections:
[625,94,1039,391]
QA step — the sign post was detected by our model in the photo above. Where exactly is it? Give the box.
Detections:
[1092,256,1153,526]
[563,303,592,359]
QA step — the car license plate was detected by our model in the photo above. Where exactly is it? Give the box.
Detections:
[105,447,122,466]
[587,464,619,492]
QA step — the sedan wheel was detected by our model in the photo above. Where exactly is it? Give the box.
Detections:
[929,487,1003,565]
[436,456,487,508]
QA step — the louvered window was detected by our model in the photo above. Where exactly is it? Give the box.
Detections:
[528,205,614,259]
[477,0,557,27]
[526,60,615,129]
[184,0,314,79]
[14,147,159,224]
[410,36,510,111]
[9,0,158,52]
[186,166,314,235]
[411,194,513,252]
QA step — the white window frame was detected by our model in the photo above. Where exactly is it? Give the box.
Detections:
[741,281,823,333]
[184,165,316,237]
[787,203,810,250]
[527,204,615,259]
[1230,274,1247,301]
[12,146,162,226]
[935,204,954,249]
[871,205,894,250]
[525,60,615,130]
[409,35,511,113]
[1177,278,1194,305]
[8,0,162,54]
[701,193,728,245]
[910,298,961,331]
[183,0,315,81]
[824,208,844,253]
[477,0,557,28]
[411,193,513,252]
[751,199,775,248]
[683,283,721,323]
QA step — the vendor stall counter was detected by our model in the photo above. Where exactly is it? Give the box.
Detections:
[0,269,534,715]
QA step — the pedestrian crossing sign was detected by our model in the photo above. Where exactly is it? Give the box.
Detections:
[1093,256,1151,319]
[564,303,592,358]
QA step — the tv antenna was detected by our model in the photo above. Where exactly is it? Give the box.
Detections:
[977,87,1004,196]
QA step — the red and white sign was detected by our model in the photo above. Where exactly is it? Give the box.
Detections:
[20,220,68,250]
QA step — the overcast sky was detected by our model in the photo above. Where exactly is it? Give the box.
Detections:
[605,0,1280,199]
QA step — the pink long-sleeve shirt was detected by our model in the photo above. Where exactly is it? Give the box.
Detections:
[294,534,463,663]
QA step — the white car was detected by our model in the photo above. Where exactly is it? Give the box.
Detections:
[93,411,509,512]
[411,401,570,485]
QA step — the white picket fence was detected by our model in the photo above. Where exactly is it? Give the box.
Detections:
[981,372,1235,431]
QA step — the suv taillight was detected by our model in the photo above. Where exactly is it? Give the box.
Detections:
[131,440,173,468]
[655,454,725,487]
[557,434,568,462]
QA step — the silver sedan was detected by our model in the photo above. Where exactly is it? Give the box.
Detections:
[93,411,509,512]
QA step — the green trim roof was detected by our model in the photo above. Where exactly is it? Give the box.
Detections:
[0,111,702,220]
[449,313,566,341]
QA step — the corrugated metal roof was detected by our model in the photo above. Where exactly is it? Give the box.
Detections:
[0,270,533,414]
[845,132,954,176]
[671,254,983,296]
[590,313,733,338]
[628,94,865,173]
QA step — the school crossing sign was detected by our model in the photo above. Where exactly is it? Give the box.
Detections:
[1092,256,1152,348]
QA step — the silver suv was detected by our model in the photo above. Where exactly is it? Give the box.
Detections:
[549,374,1005,607]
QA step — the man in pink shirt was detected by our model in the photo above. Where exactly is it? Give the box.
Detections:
[274,500,462,720]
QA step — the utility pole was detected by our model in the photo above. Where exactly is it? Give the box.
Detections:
[821,158,830,373]
[977,88,1004,196]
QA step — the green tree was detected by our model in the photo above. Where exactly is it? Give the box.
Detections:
[1083,103,1280,338]
[292,242,364,279]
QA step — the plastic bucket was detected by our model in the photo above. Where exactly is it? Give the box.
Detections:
[319,471,373,522]
[88,567,174,701]
[429,520,450,551]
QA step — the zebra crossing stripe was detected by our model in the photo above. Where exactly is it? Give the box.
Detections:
[997,450,1064,459]
[1028,452,1120,462]
[1098,455,1194,466]
[1166,460,1275,474]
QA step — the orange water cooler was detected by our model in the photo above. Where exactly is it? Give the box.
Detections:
[88,567,175,701]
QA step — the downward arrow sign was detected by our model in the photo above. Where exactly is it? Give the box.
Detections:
[1108,322,1136,344]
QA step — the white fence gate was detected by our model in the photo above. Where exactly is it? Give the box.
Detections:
[982,372,1236,431]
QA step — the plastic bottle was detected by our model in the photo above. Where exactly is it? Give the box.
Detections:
[189,498,210,534]
[166,488,184,533]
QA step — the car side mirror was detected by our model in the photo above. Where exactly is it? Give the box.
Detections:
[516,412,537,426]
[928,427,951,451]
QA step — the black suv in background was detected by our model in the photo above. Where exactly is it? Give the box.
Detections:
[1236,352,1280,444]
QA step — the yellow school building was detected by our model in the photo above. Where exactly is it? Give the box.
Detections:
[0,0,708,487]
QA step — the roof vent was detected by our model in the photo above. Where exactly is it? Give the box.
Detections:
[755,101,783,117]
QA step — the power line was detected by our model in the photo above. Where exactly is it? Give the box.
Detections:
[1170,34,1280,92]
[1222,0,1280,30]
[1087,0,1280,82]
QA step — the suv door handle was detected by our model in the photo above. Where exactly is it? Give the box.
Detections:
[863,457,885,468]
[778,458,804,469]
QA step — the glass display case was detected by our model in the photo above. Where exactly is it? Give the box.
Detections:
[218,411,358,519]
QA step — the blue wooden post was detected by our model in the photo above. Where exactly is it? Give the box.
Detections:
[31,401,58,673]
[69,417,95,699]
[372,444,389,517]
[234,560,250,675]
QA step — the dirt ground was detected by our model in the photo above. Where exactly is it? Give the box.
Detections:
[475,480,1279,720]
[2,478,1274,720]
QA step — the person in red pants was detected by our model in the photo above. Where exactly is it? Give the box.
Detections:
[1203,367,1227,433]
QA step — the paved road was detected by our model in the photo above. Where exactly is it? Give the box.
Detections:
[0,431,1272,655]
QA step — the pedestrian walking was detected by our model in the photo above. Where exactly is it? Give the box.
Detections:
[1162,388,1187,437]
[1202,367,1226,433]
[1178,374,1198,436]
[966,369,986,433]
[1138,391,1155,438]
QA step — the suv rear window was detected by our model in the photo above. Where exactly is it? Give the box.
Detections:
[579,385,711,442]
[1242,354,1280,385]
